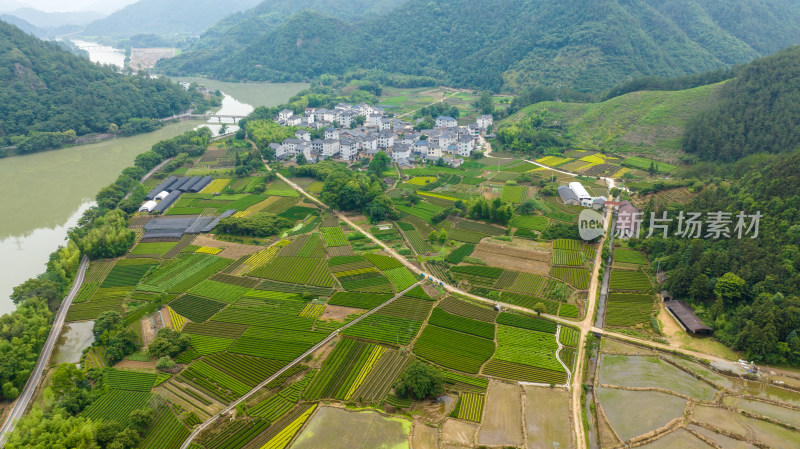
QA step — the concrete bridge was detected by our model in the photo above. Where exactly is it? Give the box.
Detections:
[161,113,247,123]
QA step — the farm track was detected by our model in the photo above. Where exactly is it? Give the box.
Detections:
[258,150,738,449]
[180,280,423,448]
[0,256,90,446]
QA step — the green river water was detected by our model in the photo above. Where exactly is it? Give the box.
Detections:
[0,74,307,317]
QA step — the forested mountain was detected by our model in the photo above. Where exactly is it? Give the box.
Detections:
[159,0,407,72]
[0,14,46,38]
[0,21,200,154]
[159,0,800,92]
[683,45,800,162]
[81,0,263,38]
[640,150,800,365]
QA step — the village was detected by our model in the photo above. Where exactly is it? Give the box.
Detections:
[271,102,494,168]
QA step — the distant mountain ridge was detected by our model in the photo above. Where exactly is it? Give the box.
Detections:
[82,0,263,38]
[159,0,800,92]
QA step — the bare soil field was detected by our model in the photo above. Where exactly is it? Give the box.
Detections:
[472,241,551,275]
[478,381,524,446]
[318,305,362,322]
[193,235,263,259]
[412,423,439,449]
[114,360,157,371]
[524,386,573,449]
[291,406,411,449]
[441,418,478,446]
[129,47,175,70]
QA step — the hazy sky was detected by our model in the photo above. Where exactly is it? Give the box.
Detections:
[4,0,138,13]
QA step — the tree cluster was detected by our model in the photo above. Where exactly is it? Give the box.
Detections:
[215,212,294,238]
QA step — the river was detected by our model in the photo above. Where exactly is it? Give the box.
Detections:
[0,42,308,316]
[71,40,126,68]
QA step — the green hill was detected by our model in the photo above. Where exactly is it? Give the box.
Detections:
[160,0,800,92]
[81,0,263,38]
[159,0,407,75]
[507,82,726,157]
[0,21,199,154]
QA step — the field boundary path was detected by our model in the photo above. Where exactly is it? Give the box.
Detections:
[0,255,90,446]
[554,325,571,388]
[180,281,422,448]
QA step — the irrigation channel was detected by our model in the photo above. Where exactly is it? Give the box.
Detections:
[180,281,424,448]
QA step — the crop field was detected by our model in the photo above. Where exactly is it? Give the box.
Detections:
[342,297,433,345]
[321,227,348,246]
[456,392,485,422]
[74,282,99,303]
[429,308,495,339]
[226,326,326,362]
[137,253,231,294]
[402,227,434,254]
[182,320,248,339]
[413,325,495,373]
[622,156,676,173]
[244,247,279,267]
[446,244,475,264]
[483,359,567,384]
[536,156,573,166]
[559,326,579,346]
[66,293,125,321]
[188,280,250,303]
[496,313,557,333]
[438,296,498,322]
[492,270,518,289]
[502,161,538,173]
[511,215,548,231]
[609,270,652,290]
[352,350,410,403]
[559,303,580,318]
[553,239,582,251]
[454,220,505,236]
[203,353,283,388]
[168,306,187,330]
[508,272,546,295]
[84,261,115,283]
[183,359,251,398]
[605,293,654,327]
[364,253,404,270]
[170,295,227,322]
[83,346,106,370]
[82,389,154,424]
[396,201,444,222]
[552,249,583,266]
[249,257,325,284]
[339,272,394,293]
[254,403,317,449]
[187,334,234,355]
[107,369,157,391]
[614,248,648,265]
[139,407,190,449]
[549,267,590,289]
[200,178,230,194]
[384,267,417,291]
[130,241,178,256]
[101,261,159,288]
[494,325,563,372]
[328,291,391,309]
[305,338,385,400]
[500,185,527,203]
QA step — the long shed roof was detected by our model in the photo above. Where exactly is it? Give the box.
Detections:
[666,300,712,334]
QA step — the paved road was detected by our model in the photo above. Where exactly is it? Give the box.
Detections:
[0,256,90,446]
[181,281,422,448]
